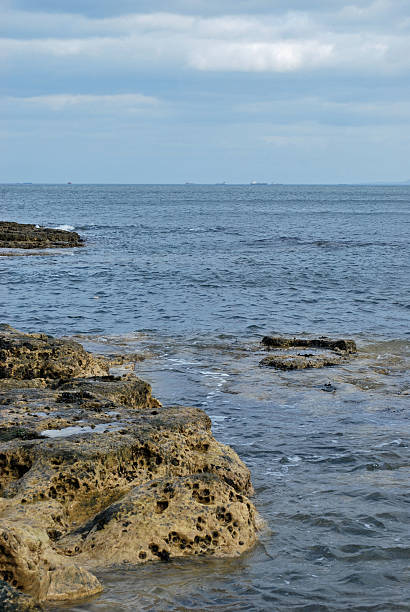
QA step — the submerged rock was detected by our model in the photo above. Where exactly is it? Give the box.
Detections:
[0,326,260,605]
[0,222,83,250]
[260,335,357,370]
[260,353,343,370]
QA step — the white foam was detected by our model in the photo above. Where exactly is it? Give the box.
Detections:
[55,224,75,231]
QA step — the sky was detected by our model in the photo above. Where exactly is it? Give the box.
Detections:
[1,0,410,183]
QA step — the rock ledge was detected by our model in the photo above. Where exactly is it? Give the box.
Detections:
[0,222,84,250]
[0,327,260,606]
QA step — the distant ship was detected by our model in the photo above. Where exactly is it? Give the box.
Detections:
[250,181,268,185]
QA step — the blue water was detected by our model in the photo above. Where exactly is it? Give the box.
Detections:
[1,185,410,611]
[1,184,409,338]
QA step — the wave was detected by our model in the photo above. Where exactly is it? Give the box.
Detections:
[54,224,75,231]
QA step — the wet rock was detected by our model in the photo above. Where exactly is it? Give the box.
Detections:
[260,335,357,370]
[0,580,42,611]
[260,353,343,370]
[55,375,160,410]
[0,222,83,250]
[0,327,260,604]
[321,382,337,393]
[0,325,108,380]
[261,336,357,353]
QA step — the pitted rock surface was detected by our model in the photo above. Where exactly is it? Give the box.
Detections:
[0,580,42,611]
[0,325,108,380]
[0,327,260,606]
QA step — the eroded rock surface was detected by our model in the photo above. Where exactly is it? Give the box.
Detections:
[0,327,260,605]
[0,580,41,611]
[260,335,357,370]
[0,325,108,380]
[0,222,84,250]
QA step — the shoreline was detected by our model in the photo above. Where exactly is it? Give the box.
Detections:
[0,325,261,607]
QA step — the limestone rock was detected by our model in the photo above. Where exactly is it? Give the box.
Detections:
[0,327,260,604]
[0,580,42,611]
[260,335,357,370]
[261,335,357,353]
[58,473,258,566]
[0,222,83,250]
[260,353,343,370]
[0,523,102,602]
[0,325,109,380]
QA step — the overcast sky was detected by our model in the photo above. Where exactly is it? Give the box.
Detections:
[2,0,410,183]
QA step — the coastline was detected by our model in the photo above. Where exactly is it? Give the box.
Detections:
[0,325,261,607]
[2,191,409,611]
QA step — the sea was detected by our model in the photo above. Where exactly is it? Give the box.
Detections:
[1,184,410,611]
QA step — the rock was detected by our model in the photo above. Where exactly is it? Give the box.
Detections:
[0,327,260,604]
[321,382,337,392]
[260,335,357,370]
[0,222,83,250]
[0,580,42,611]
[261,336,357,353]
[57,473,259,567]
[54,375,160,410]
[260,353,343,370]
[0,325,109,380]
[0,523,102,602]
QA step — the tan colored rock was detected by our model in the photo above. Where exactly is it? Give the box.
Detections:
[58,473,258,566]
[0,580,42,611]
[0,326,260,605]
[0,523,102,602]
[0,325,108,380]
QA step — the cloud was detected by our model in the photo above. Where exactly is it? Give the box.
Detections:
[1,8,410,76]
[190,40,334,72]
[1,93,160,114]
[2,1,410,183]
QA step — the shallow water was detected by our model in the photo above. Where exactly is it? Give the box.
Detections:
[1,184,410,611]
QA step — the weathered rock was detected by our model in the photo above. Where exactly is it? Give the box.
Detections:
[0,325,109,380]
[57,473,258,567]
[260,335,357,370]
[54,375,160,410]
[0,222,83,250]
[0,580,42,611]
[0,523,102,602]
[260,353,343,370]
[0,327,260,604]
[261,335,357,353]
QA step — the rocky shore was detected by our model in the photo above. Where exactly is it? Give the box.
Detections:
[0,326,260,608]
[0,222,84,251]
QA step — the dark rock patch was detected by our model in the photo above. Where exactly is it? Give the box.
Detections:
[0,222,83,250]
[261,335,356,353]
[260,335,357,370]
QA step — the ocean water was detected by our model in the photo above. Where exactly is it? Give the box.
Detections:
[1,184,410,611]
